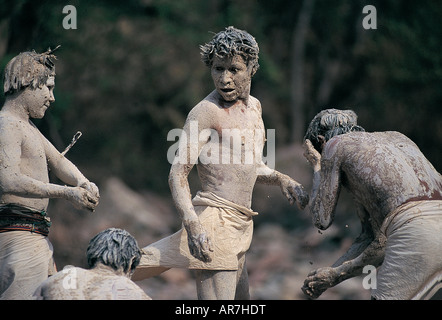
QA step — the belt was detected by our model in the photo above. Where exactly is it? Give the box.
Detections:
[0,203,51,236]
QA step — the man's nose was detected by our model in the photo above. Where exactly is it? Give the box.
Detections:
[49,92,55,103]
[220,71,232,85]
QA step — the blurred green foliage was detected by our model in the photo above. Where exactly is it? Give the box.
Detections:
[0,0,440,195]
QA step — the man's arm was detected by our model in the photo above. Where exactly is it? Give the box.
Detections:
[0,121,98,211]
[302,139,386,298]
[256,165,309,209]
[42,131,99,199]
[168,105,213,262]
[303,139,341,230]
[302,232,386,299]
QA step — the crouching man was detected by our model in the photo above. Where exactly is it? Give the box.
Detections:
[302,108,442,300]
[34,228,151,300]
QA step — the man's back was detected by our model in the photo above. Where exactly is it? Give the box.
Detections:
[325,131,442,220]
[35,265,151,300]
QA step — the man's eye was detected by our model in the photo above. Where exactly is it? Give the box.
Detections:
[230,68,238,73]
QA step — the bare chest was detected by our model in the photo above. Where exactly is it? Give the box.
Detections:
[19,125,48,170]
[213,104,264,139]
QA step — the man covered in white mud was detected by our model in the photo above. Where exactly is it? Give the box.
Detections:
[34,228,151,300]
[132,26,309,299]
[0,48,99,299]
[302,108,442,300]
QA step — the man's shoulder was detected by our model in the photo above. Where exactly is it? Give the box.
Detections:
[0,112,19,124]
[0,113,27,139]
[188,93,221,117]
[0,112,30,130]
[249,95,262,112]
[324,131,414,157]
[196,97,220,110]
[322,131,368,159]
[248,95,260,105]
[340,131,409,144]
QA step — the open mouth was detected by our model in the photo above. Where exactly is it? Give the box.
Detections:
[221,88,234,93]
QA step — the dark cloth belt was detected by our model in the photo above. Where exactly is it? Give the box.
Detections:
[0,203,51,236]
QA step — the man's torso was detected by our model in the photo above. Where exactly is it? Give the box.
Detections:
[0,113,50,210]
[195,91,265,208]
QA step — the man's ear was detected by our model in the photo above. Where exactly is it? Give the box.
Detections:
[248,62,258,77]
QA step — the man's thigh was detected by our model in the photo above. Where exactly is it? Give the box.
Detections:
[195,269,238,300]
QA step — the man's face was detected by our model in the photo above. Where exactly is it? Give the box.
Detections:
[211,55,252,103]
[23,76,55,119]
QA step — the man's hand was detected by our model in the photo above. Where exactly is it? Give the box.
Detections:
[79,181,100,200]
[66,186,99,212]
[302,267,339,299]
[280,178,309,210]
[303,139,321,171]
[185,220,213,263]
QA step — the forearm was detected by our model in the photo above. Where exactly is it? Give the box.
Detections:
[257,165,308,209]
[49,155,89,187]
[168,165,199,228]
[332,234,386,284]
[331,236,372,268]
[1,174,74,199]
[309,169,321,205]
[168,164,212,262]
[256,163,296,186]
[256,168,283,186]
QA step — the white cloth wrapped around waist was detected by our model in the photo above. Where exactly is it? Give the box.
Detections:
[372,200,442,300]
[0,231,55,300]
[132,191,258,280]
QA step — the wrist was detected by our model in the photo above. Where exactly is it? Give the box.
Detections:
[183,216,202,233]
[76,177,89,188]
[63,185,75,199]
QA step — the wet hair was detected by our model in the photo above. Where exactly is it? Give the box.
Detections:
[86,228,142,274]
[200,26,259,76]
[304,109,365,151]
[3,46,59,95]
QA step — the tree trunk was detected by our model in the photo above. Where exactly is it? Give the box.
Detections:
[290,0,315,142]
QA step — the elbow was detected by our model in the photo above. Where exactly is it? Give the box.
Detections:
[168,171,176,192]
[314,217,332,230]
[311,204,334,230]
[168,164,192,190]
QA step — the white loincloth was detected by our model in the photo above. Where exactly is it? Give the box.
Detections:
[132,191,258,280]
[0,231,56,300]
[372,200,442,300]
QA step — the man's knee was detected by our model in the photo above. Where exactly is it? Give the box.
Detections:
[195,269,237,300]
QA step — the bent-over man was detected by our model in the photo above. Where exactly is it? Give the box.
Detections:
[302,108,442,299]
[34,228,151,300]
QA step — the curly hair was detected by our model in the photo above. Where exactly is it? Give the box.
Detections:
[3,46,59,95]
[200,26,259,76]
[86,228,142,275]
[304,109,365,151]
